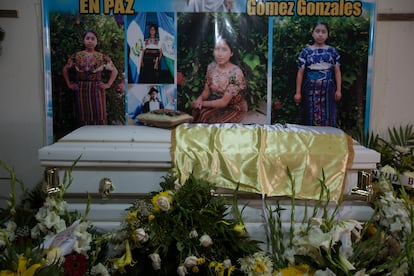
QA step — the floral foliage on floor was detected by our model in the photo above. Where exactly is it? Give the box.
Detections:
[0,124,413,275]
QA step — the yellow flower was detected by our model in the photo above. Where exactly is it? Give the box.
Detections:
[148,214,155,221]
[253,262,266,273]
[215,262,224,273]
[276,264,312,276]
[197,257,206,265]
[151,191,173,212]
[125,211,138,223]
[192,266,199,273]
[366,223,378,237]
[233,223,245,234]
[0,256,42,276]
[209,261,218,269]
[110,240,136,273]
[227,265,236,276]
[209,261,225,276]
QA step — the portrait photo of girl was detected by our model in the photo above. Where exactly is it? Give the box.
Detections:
[49,14,125,141]
[271,12,374,135]
[126,12,175,85]
[177,12,268,124]
[190,35,247,123]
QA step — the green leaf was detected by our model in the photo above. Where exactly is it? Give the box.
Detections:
[242,54,261,71]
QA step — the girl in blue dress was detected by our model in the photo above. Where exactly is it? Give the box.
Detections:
[294,22,342,127]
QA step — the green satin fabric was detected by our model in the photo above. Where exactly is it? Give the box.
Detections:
[171,124,354,201]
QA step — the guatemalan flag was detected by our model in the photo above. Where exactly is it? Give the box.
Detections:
[157,12,175,77]
[127,13,146,83]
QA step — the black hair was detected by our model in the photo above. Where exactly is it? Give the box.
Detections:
[215,33,239,64]
[215,35,234,54]
[147,24,159,38]
[148,86,159,94]
[83,29,98,40]
[312,22,330,36]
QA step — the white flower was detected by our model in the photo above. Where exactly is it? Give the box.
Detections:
[6,221,16,233]
[238,251,273,276]
[174,179,182,191]
[183,255,198,268]
[73,230,92,254]
[45,247,64,266]
[380,165,396,174]
[44,212,62,229]
[156,196,171,212]
[54,218,67,233]
[133,228,149,243]
[308,227,332,250]
[199,234,213,247]
[315,268,336,276]
[177,265,188,276]
[390,220,405,232]
[35,207,48,222]
[223,259,232,269]
[44,197,68,212]
[403,171,414,178]
[189,229,198,239]
[395,145,410,154]
[90,263,110,276]
[149,253,161,270]
[330,220,363,256]
[0,221,16,247]
[354,269,369,276]
[0,232,7,247]
[30,224,41,239]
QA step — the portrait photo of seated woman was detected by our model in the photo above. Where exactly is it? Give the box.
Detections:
[177,13,268,124]
[191,35,248,123]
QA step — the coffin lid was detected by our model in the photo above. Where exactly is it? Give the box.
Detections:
[38,125,380,169]
[38,125,172,167]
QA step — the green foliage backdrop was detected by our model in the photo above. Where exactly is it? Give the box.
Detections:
[49,13,125,141]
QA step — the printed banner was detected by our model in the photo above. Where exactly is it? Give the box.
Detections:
[42,0,376,144]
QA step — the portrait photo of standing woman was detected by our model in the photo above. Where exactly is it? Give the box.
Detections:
[62,29,118,126]
[294,22,342,127]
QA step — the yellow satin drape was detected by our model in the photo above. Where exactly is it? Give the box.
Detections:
[171,124,354,201]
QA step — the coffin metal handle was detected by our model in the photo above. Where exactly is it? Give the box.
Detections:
[43,167,61,195]
[99,177,114,199]
[351,170,374,201]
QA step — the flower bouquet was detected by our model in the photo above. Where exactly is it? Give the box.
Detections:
[104,173,261,275]
[0,160,109,276]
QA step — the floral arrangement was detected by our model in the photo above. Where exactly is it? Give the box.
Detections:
[357,124,414,203]
[103,173,261,275]
[0,161,109,276]
[0,124,413,275]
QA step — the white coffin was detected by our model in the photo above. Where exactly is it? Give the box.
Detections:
[38,125,380,234]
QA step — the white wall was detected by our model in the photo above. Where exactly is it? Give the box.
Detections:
[370,0,414,137]
[0,0,413,204]
[0,0,44,203]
